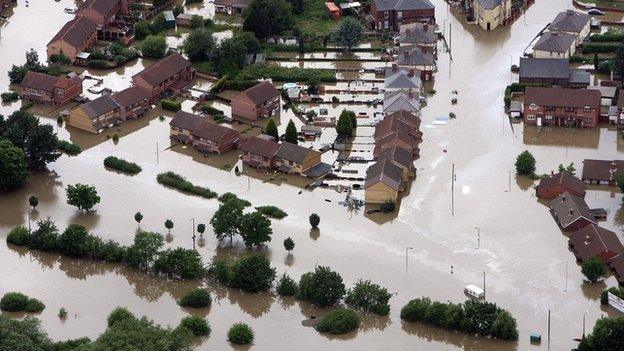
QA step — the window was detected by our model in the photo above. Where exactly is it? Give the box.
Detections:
[546,106,556,111]
[397,11,402,19]
[384,20,388,29]
[378,21,381,28]
[545,115,553,120]
[526,115,536,121]
[585,118,593,123]
[384,11,388,18]
[529,103,538,110]
[564,107,574,112]
[584,106,591,112]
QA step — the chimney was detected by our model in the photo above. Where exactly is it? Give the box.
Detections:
[569,209,574,215]
[423,24,428,32]
[408,69,415,77]
[408,89,414,99]
[562,195,566,202]
[392,63,398,71]
[551,170,554,176]
[403,50,409,58]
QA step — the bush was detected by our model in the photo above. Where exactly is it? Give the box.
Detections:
[582,257,607,283]
[87,59,111,69]
[590,32,624,42]
[1,91,19,102]
[297,266,345,306]
[6,226,29,246]
[309,213,320,228]
[228,323,254,345]
[276,274,298,296]
[157,171,218,199]
[154,248,207,279]
[161,99,181,112]
[0,292,45,312]
[236,64,336,83]
[315,308,360,334]
[57,224,91,258]
[179,315,211,336]
[380,200,395,213]
[228,254,276,292]
[345,280,391,316]
[56,140,82,156]
[208,259,230,285]
[582,43,619,54]
[104,156,142,175]
[255,205,288,219]
[107,307,134,327]
[179,288,212,308]
[27,218,59,252]
[283,237,294,251]
[218,192,251,207]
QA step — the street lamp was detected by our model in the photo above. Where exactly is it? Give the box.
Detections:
[190,217,196,250]
[474,227,480,250]
[405,246,414,270]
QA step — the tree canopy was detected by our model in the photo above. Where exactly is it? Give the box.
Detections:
[210,199,244,241]
[0,111,60,170]
[0,139,28,191]
[243,0,294,39]
[66,183,100,211]
[578,317,624,351]
[582,257,607,283]
[514,150,536,176]
[297,265,345,306]
[284,120,298,144]
[183,28,216,62]
[239,211,273,248]
[141,35,167,59]
[334,17,364,51]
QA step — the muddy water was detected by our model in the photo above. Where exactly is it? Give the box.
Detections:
[1,1,623,350]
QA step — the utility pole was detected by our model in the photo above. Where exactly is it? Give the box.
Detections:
[475,227,480,249]
[565,260,568,292]
[506,171,511,192]
[451,163,455,216]
[405,246,413,271]
[547,310,551,346]
[582,311,587,339]
[156,142,159,165]
[191,217,196,250]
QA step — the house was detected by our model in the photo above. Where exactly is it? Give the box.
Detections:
[373,130,419,157]
[548,10,591,44]
[532,32,576,59]
[20,71,83,106]
[47,16,99,63]
[472,0,511,31]
[274,142,322,175]
[370,0,435,32]
[169,110,204,144]
[300,125,322,139]
[77,0,123,27]
[608,254,624,285]
[581,159,624,185]
[214,0,251,15]
[163,11,176,29]
[239,136,280,169]
[231,81,280,122]
[325,2,341,20]
[383,109,421,130]
[132,53,194,102]
[523,87,601,128]
[549,192,596,231]
[385,65,422,91]
[191,120,240,154]
[67,94,120,133]
[364,158,404,204]
[396,22,436,50]
[396,46,435,81]
[383,90,421,114]
[175,13,195,27]
[375,112,422,141]
[536,171,586,199]
[519,58,570,86]
[568,224,624,263]
[111,86,151,120]
[378,145,415,181]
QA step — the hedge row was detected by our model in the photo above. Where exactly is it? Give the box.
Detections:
[255,205,288,219]
[156,171,218,199]
[104,156,142,175]
[0,292,45,312]
[236,64,336,83]
[589,32,624,42]
[161,99,181,112]
[57,140,82,156]
[582,43,620,54]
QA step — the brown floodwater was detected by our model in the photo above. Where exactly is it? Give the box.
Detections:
[1,1,624,350]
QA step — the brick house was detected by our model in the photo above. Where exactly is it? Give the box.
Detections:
[77,0,124,27]
[377,145,415,181]
[536,171,586,199]
[20,71,83,107]
[370,0,435,32]
[364,158,404,204]
[231,81,281,122]
[111,86,151,120]
[581,159,624,186]
[67,94,120,133]
[375,111,422,141]
[132,53,194,102]
[523,87,601,128]
[169,111,203,144]
[274,142,321,175]
[395,45,435,81]
[47,16,98,63]
[169,111,240,154]
[239,136,280,169]
[549,192,596,232]
[568,224,624,263]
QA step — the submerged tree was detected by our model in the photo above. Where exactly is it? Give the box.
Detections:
[66,184,100,211]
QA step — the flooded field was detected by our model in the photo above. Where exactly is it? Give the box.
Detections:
[2,0,624,350]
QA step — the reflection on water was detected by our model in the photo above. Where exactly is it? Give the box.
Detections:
[522,125,601,149]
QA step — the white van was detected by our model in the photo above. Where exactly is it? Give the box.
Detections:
[464,285,485,300]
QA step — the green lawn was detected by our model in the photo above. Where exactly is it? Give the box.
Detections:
[296,0,337,37]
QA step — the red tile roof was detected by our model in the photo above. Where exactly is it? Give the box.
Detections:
[581,159,624,182]
[536,171,586,198]
[239,81,280,105]
[78,0,120,16]
[192,120,240,142]
[112,86,151,108]
[524,87,601,109]
[569,224,624,262]
[48,16,98,48]
[20,71,59,92]
[239,136,279,158]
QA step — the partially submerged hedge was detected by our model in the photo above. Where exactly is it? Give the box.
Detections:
[255,205,288,219]
[157,171,218,199]
[161,99,181,112]
[315,308,360,334]
[57,140,82,156]
[179,288,212,308]
[104,156,142,175]
[0,292,45,312]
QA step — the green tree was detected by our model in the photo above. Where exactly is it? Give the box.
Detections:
[284,120,298,144]
[239,211,272,248]
[183,28,216,62]
[215,37,247,76]
[173,4,184,16]
[150,12,168,33]
[125,231,165,269]
[243,0,294,39]
[28,195,38,209]
[289,0,303,14]
[265,118,279,139]
[180,315,211,336]
[134,21,152,40]
[66,183,100,211]
[578,317,624,351]
[309,213,320,228]
[1,110,60,170]
[297,265,345,306]
[165,219,174,234]
[233,31,260,53]
[315,308,360,334]
[0,292,45,312]
[28,218,59,252]
[558,162,576,175]
[8,64,28,84]
[179,288,211,308]
[57,224,90,258]
[210,199,244,241]
[345,279,391,316]
[141,35,167,59]
[276,273,298,295]
[228,323,254,345]
[582,257,607,283]
[154,248,206,279]
[336,109,355,136]
[228,254,276,292]
[334,17,364,51]
[307,76,321,95]
[283,237,294,252]
[197,223,206,237]
[614,42,624,77]
[190,15,203,29]
[514,150,536,176]
[134,212,143,227]
[0,139,28,191]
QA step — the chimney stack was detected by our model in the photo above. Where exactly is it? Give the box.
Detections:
[392,63,398,71]
[423,24,428,32]
[403,50,409,58]
[421,46,427,54]
[408,89,414,99]
[408,69,415,77]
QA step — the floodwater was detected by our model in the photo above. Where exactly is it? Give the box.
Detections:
[1,1,624,350]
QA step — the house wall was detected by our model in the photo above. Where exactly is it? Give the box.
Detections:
[192,134,238,154]
[170,126,193,143]
[371,3,434,31]
[67,108,99,134]
[519,76,570,86]
[47,30,98,62]
[78,6,118,27]
[365,182,398,204]
[533,42,575,59]
[524,99,599,128]
[54,83,82,106]
[20,87,54,104]
[242,152,274,169]
[132,67,193,102]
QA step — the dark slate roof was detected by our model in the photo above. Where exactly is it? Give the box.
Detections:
[569,224,624,262]
[581,159,624,181]
[111,86,151,108]
[275,142,319,163]
[80,94,119,119]
[610,254,624,282]
[384,90,420,113]
[524,87,600,109]
[548,10,590,34]
[239,136,280,158]
[133,53,191,88]
[20,71,58,92]
[397,45,435,66]
[549,192,596,229]
[78,0,120,16]
[169,110,204,130]
[48,16,98,47]
[533,32,575,53]
[373,0,433,12]
[214,0,252,7]
[519,57,570,80]
[378,145,413,170]
[398,23,436,45]
[475,0,503,10]
[537,171,586,197]
[192,121,240,142]
[364,158,403,191]
[241,81,280,105]
[385,67,422,90]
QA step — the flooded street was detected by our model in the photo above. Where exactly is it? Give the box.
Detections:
[2,0,624,350]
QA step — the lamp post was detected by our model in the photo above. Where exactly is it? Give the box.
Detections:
[190,217,196,250]
[405,246,413,271]
[474,227,480,250]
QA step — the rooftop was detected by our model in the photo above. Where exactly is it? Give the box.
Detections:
[132,53,191,88]
[275,142,319,164]
[239,136,280,158]
[549,192,596,229]
[569,224,624,262]
[548,10,590,34]
[533,32,576,53]
[364,158,403,191]
[238,81,280,105]
[80,94,119,119]
[519,58,570,80]
[524,87,601,109]
[48,16,98,48]
[581,159,624,181]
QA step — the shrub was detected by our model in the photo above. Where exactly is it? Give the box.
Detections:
[515,150,536,176]
[582,43,619,54]
[0,292,45,312]
[276,274,298,296]
[208,259,231,285]
[1,91,19,102]
[228,323,254,344]
[309,213,320,228]
[283,237,294,252]
[161,99,181,112]
[297,266,345,306]
[218,192,251,207]
[104,156,142,175]
[380,200,395,213]
[400,297,432,322]
[157,171,218,199]
[6,226,29,246]
[154,248,207,279]
[107,307,134,327]
[57,224,91,258]
[228,254,276,292]
[345,280,391,316]
[27,218,59,252]
[236,64,336,83]
[179,288,212,308]
[56,140,82,156]
[87,59,111,69]
[255,205,288,219]
[179,315,211,336]
[315,308,360,334]
[58,307,68,319]
[582,257,607,283]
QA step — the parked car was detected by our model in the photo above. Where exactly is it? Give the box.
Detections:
[588,8,605,16]
[464,285,485,300]
[64,7,77,13]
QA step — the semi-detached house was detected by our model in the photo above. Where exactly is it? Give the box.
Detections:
[20,71,83,107]
[46,16,98,63]
[370,0,435,32]
[132,53,194,102]
[231,81,281,122]
[523,87,601,128]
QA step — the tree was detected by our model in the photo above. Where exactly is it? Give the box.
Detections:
[233,31,260,53]
[228,254,276,292]
[150,12,168,33]
[125,231,164,269]
[134,21,152,40]
[1,111,60,170]
[210,199,244,241]
[215,37,247,76]
[66,184,100,211]
[180,315,210,336]
[57,224,94,258]
[243,0,294,39]
[582,257,607,283]
[8,64,28,84]
[307,76,320,95]
[183,28,216,62]
[283,237,295,252]
[276,273,298,295]
[28,218,59,252]
[228,323,254,345]
[309,213,320,228]
[0,139,28,191]
[28,195,38,209]
[179,288,212,308]
[514,150,536,176]
[190,15,203,29]
[173,4,183,17]
[164,219,174,234]
[289,0,303,14]
[297,265,345,306]
[558,162,576,175]
[615,41,624,77]
[334,17,364,51]
[239,211,272,248]
[25,49,42,70]
[141,35,167,59]
[0,315,55,350]
[197,223,206,237]
[134,212,143,227]
[336,109,355,136]
[265,118,279,139]
[345,279,392,316]
[578,317,624,351]
[154,248,206,279]
[284,120,298,144]
[315,308,360,334]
